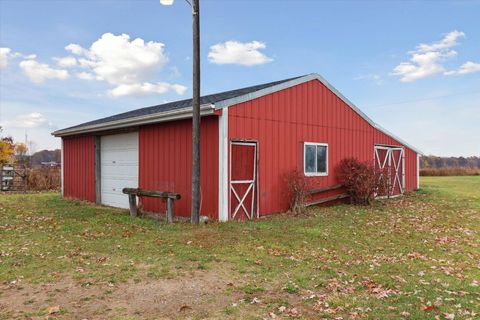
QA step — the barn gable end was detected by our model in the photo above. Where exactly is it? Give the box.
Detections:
[225,79,419,216]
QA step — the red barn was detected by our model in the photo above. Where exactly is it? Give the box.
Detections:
[53,74,422,221]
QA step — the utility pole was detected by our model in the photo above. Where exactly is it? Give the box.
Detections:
[159,0,201,224]
[190,0,201,224]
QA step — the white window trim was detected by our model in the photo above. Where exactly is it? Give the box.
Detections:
[304,142,328,177]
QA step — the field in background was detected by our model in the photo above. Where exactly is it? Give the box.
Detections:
[0,176,479,319]
[420,167,480,176]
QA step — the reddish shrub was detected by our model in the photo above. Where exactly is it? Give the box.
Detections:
[284,169,310,214]
[336,158,386,205]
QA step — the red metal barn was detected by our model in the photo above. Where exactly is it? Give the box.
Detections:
[53,74,422,221]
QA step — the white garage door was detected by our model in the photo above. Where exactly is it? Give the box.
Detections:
[101,132,138,209]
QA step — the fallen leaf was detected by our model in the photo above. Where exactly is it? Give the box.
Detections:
[251,297,261,304]
[97,256,108,263]
[284,307,300,317]
[179,305,192,312]
[400,311,410,317]
[48,305,60,314]
[423,304,436,312]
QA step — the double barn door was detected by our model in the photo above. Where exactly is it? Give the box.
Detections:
[374,146,405,197]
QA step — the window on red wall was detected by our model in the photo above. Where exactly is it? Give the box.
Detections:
[304,142,328,176]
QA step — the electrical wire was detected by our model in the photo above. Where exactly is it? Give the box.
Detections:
[367,90,480,108]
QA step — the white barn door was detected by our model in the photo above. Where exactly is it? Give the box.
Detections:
[101,132,139,208]
[374,146,405,197]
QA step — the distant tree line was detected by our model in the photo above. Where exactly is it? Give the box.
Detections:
[420,156,480,169]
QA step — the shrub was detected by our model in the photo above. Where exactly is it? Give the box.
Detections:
[284,169,310,214]
[27,168,61,191]
[420,167,480,176]
[336,158,386,205]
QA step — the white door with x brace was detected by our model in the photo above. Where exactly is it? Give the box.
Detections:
[374,146,405,197]
[230,141,258,220]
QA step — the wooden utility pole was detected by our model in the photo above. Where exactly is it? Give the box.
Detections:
[191,0,201,224]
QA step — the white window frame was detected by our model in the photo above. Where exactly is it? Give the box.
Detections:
[304,142,328,176]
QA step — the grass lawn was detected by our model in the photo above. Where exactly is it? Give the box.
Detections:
[0,176,478,319]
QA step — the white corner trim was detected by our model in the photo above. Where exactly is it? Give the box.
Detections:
[417,154,420,190]
[214,73,423,155]
[218,108,229,222]
[61,138,64,197]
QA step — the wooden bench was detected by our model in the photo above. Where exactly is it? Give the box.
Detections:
[122,188,181,223]
[305,184,349,207]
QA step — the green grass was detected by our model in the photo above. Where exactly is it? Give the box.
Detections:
[1,176,479,319]
[421,175,480,202]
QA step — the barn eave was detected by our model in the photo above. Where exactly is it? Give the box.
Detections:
[52,104,215,137]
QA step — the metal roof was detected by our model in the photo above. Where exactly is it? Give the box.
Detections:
[52,73,422,154]
[53,76,303,134]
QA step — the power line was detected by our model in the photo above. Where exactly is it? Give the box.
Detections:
[366,90,480,108]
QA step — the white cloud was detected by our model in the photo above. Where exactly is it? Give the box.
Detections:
[66,33,169,85]
[354,73,383,85]
[3,112,51,128]
[54,56,77,68]
[65,43,88,56]
[446,61,480,75]
[23,54,37,60]
[0,48,22,69]
[392,30,466,82]
[63,33,185,97]
[416,30,465,53]
[0,47,12,69]
[108,82,187,97]
[19,59,69,84]
[4,34,186,96]
[76,71,96,80]
[208,40,273,66]
[457,61,480,74]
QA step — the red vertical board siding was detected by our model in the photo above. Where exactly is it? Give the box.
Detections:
[63,135,96,202]
[139,116,219,220]
[228,80,418,216]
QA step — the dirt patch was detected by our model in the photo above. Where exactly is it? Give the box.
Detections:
[0,266,244,319]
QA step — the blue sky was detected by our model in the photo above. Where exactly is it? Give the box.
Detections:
[0,0,479,156]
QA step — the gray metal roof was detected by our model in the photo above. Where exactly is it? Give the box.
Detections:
[52,73,421,154]
[58,75,303,132]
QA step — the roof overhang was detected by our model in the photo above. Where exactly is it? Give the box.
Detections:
[52,104,216,137]
[53,73,423,155]
[214,73,424,155]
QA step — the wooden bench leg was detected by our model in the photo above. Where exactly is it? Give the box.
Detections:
[167,198,174,223]
[128,194,138,217]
